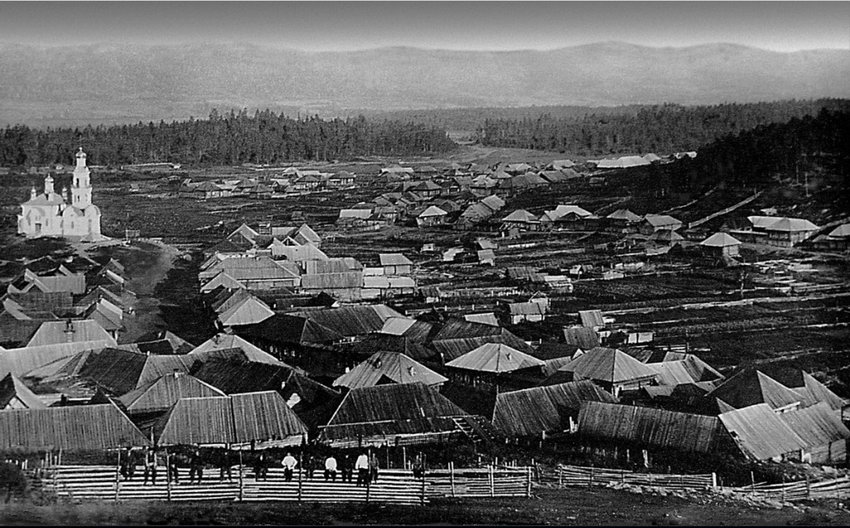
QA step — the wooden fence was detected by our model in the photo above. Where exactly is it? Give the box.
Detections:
[37,464,532,505]
[537,464,716,491]
[730,476,850,502]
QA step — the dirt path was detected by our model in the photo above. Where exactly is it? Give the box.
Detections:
[109,239,181,343]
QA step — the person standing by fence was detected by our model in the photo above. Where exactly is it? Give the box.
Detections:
[143,447,158,486]
[119,448,132,481]
[254,452,268,481]
[218,449,233,483]
[189,448,204,485]
[282,452,298,482]
[355,452,369,486]
[167,451,180,485]
[412,453,424,479]
[324,454,337,482]
[368,450,379,484]
[341,454,353,483]
[304,453,316,480]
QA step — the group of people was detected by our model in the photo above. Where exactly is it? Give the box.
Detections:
[265,450,381,486]
[118,447,212,486]
[118,447,422,487]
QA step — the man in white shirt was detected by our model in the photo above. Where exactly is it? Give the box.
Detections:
[355,452,369,486]
[281,452,298,482]
[324,455,338,481]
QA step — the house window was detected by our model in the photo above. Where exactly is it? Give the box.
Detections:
[35,223,41,233]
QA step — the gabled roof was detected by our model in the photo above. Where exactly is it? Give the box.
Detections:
[765,217,819,232]
[701,232,742,247]
[606,209,642,222]
[117,373,226,414]
[502,209,538,223]
[236,313,344,346]
[446,343,545,374]
[217,295,274,327]
[27,319,116,348]
[293,305,403,338]
[778,402,850,449]
[418,205,448,218]
[0,373,46,409]
[550,204,592,219]
[324,382,468,426]
[649,229,685,243]
[718,403,807,461]
[748,367,845,411]
[480,195,506,212]
[828,224,850,239]
[579,401,726,454]
[155,391,307,446]
[558,347,658,384]
[228,223,260,241]
[333,351,447,389]
[643,214,682,228]
[706,369,803,410]
[562,327,600,349]
[75,348,195,396]
[646,355,724,386]
[0,403,150,451]
[189,334,281,365]
[493,381,616,437]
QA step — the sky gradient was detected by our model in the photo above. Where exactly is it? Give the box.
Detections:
[0,1,847,52]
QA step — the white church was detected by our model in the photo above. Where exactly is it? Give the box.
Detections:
[18,147,103,241]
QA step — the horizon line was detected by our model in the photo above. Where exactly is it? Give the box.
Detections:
[0,39,846,54]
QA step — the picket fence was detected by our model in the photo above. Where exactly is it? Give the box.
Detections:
[537,464,716,491]
[36,464,532,505]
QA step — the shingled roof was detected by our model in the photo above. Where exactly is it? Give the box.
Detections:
[706,369,804,411]
[117,372,226,415]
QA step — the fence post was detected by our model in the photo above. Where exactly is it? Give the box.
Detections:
[711,472,717,489]
[750,471,755,495]
[420,471,426,506]
[166,453,172,502]
[450,462,455,498]
[621,469,625,484]
[588,466,593,488]
[114,449,121,503]
[489,465,495,497]
[781,474,786,504]
[238,450,244,502]
[558,466,563,489]
[805,475,810,499]
[297,454,303,503]
[526,467,532,498]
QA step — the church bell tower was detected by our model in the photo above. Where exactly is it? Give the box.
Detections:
[71,147,92,208]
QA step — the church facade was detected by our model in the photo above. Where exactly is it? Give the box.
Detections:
[18,148,103,241]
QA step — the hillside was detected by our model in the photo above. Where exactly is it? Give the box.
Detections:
[1,42,848,127]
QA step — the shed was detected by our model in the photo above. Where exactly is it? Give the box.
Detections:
[700,232,742,257]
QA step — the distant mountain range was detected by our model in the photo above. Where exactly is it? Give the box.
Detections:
[1,41,848,127]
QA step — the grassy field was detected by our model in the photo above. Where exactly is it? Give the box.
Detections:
[1,487,849,526]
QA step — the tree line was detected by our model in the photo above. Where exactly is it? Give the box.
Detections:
[678,108,850,191]
[477,99,850,156]
[0,109,457,167]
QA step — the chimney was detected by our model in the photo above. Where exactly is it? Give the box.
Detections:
[30,187,36,201]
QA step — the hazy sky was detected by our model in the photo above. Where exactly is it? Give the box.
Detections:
[0,1,847,52]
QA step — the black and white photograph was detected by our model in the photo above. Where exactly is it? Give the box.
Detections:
[0,0,848,525]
